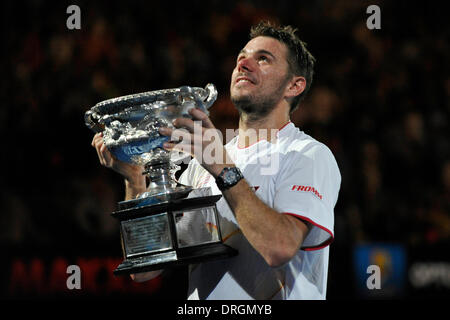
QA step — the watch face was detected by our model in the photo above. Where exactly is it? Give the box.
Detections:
[224,170,235,183]
[217,167,243,191]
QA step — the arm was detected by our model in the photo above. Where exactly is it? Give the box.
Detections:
[91,132,162,281]
[220,177,309,267]
[160,109,310,268]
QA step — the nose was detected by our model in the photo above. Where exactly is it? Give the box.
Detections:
[237,56,255,73]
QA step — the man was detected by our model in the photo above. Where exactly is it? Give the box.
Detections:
[92,21,341,299]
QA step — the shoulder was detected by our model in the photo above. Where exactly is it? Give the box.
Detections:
[278,127,340,177]
[279,127,335,162]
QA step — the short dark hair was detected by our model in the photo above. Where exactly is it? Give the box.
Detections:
[249,21,316,112]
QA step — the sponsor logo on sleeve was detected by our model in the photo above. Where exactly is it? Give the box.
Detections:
[291,185,323,200]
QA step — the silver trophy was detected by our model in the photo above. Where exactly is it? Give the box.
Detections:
[85,84,237,275]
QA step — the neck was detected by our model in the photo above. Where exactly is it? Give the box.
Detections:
[237,106,290,148]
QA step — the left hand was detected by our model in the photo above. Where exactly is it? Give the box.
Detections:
[158,108,234,177]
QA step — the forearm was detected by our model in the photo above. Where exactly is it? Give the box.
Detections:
[222,178,307,267]
[124,177,146,201]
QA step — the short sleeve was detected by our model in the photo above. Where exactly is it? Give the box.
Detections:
[178,158,201,187]
[178,157,212,189]
[273,144,341,251]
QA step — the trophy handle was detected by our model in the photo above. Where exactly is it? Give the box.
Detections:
[204,83,218,109]
[84,110,104,133]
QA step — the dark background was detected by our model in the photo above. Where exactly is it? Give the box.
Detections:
[1,0,448,300]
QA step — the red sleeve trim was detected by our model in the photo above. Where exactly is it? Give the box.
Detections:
[283,212,334,251]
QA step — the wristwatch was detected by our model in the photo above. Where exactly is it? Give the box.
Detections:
[215,167,244,191]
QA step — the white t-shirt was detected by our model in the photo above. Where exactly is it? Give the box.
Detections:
[178,122,341,300]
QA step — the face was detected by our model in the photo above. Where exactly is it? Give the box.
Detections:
[230,36,292,119]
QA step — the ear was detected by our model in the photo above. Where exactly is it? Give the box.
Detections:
[285,76,306,99]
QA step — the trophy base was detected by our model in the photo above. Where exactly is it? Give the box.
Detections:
[113,242,237,275]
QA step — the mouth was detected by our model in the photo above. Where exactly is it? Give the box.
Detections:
[235,75,255,85]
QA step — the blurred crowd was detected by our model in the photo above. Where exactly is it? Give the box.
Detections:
[1,0,448,283]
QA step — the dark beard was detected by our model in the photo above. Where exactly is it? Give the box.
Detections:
[231,95,276,121]
[231,75,291,121]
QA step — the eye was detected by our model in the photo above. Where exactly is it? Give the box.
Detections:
[258,55,269,63]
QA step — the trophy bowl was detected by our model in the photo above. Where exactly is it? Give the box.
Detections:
[85,84,237,275]
[85,83,218,208]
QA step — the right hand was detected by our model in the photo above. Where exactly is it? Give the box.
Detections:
[91,132,146,188]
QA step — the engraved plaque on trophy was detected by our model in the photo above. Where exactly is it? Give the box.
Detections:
[85,84,237,275]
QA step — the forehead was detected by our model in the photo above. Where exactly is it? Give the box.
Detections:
[241,36,288,59]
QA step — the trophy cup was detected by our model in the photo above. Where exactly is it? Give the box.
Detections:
[85,84,237,275]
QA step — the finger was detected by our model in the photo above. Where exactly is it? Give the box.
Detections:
[172,117,196,133]
[100,143,112,166]
[160,126,193,144]
[163,132,206,158]
[95,142,106,166]
[162,141,175,151]
[171,127,193,143]
[189,108,215,129]
[163,141,193,156]
[158,126,173,137]
[94,136,108,166]
[91,132,102,147]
